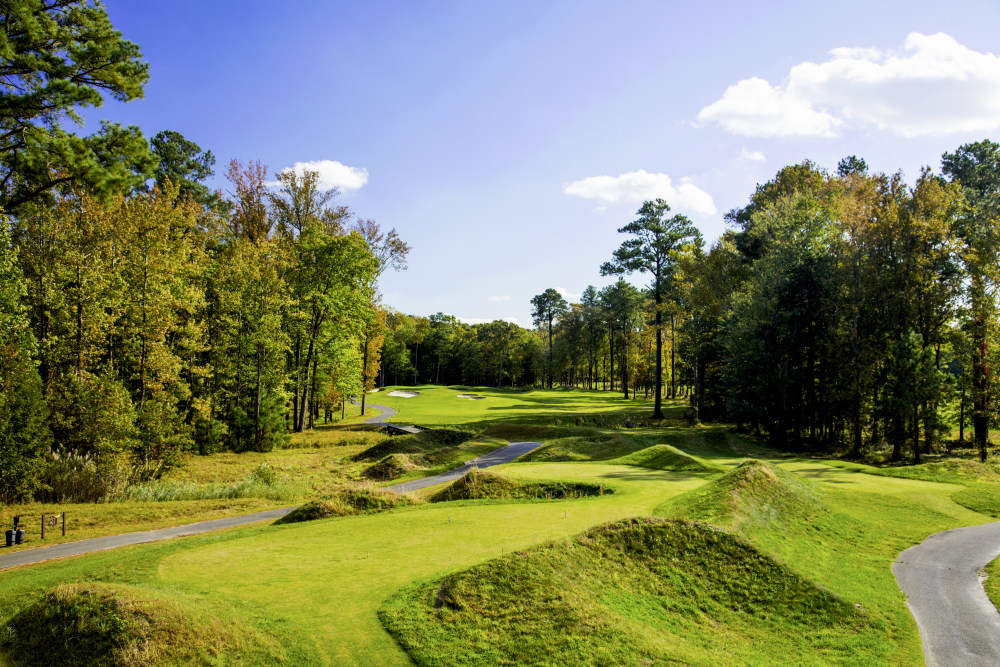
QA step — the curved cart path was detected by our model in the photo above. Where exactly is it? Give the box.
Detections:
[360,400,397,424]
[0,507,295,572]
[385,441,544,494]
[894,520,1000,666]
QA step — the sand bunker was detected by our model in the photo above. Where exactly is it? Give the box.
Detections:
[387,390,419,398]
[457,394,486,400]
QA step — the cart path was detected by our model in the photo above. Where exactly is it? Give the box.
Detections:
[0,507,295,572]
[360,400,397,423]
[385,441,544,494]
[893,520,1000,666]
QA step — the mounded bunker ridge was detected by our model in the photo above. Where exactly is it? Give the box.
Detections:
[352,429,480,464]
[1,583,252,666]
[428,469,611,502]
[364,453,420,481]
[274,487,414,525]
[611,444,723,472]
[662,459,827,531]
[379,517,862,666]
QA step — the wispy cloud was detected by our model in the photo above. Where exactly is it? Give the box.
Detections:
[740,148,766,162]
[697,32,1000,138]
[488,295,511,302]
[555,286,581,302]
[563,170,717,216]
[273,159,369,192]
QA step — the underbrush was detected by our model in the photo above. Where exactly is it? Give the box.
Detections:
[379,517,866,666]
[115,463,306,503]
[428,469,610,503]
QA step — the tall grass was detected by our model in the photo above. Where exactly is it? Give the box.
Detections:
[115,464,307,503]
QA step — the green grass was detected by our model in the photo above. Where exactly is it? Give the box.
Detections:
[366,384,663,427]
[1,582,265,666]
[380,518,866,666]
[610,443,723,472]
[985,553,1000,611]
[0,387,996,666]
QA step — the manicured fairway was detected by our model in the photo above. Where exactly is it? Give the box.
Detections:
[366,385,658,427]
[157,464,706,665]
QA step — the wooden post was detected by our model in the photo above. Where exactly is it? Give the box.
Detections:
[62,512,66,537]
[41,514,45,540]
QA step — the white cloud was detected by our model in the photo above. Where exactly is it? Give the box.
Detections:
[274,159,369,192]
[488,295,511,302]
[562,170,718,216]
[740,148,767,162]
[697,32,1000,138]
[555,286,581,302]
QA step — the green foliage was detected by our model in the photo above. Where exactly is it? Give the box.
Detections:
[149,130,217,206]
[428,469,609,502]
[0,221,49,501]
[0,1,155,210]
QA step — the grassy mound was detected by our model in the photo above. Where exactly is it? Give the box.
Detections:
[353,429,477,462]
[275,488,413,525]
[660,459,826,532]
[351,430,505,478]
[363,453,420,481]
[1,583,247,666]
[611,444,722,472]
[518,432,646,462]
[379,517,863,666]
[428,469,610,503]
[952,483,1000,517]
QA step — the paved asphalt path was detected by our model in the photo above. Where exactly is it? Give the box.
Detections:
[359,399,397,424]
[384,441,544,494]
[894,520,1000,666]
[0,507,295,571]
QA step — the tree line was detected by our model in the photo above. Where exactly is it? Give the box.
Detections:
[521,148,1000,464]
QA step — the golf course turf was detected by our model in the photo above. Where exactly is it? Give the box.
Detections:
[0,386,996,665]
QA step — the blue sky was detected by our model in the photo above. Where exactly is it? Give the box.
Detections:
[88,0,1000,326]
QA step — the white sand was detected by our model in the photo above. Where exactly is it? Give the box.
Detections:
[387,390,419,398]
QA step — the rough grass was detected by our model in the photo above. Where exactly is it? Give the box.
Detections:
[0,582,255,666]
[661,459,826,532]
[275,487,415,525]
[363,453,421,481]
[379,517,865,666]
[517,432,647,462]
[351,430,506,482]
[611,444,723,473]
[428,469,610,503]
[117,463,306,502]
